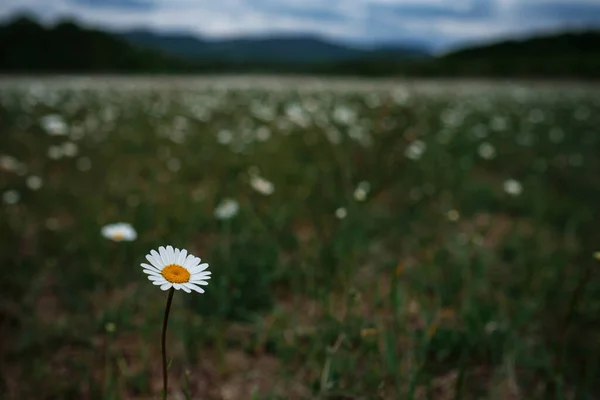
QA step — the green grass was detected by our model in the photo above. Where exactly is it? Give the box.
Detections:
[1,78,599,399]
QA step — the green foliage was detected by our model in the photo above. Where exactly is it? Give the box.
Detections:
[1,79,600,399]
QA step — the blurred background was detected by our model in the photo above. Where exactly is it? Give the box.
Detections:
[1,1,600,400]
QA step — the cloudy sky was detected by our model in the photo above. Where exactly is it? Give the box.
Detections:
[2,0,600,50]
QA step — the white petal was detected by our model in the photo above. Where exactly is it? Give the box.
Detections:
[173,283,182,290]
[190,263,209,273]
[148,251,163,268]
[143,269,162,277]
[141,263,160,273]
[188,256,201,269]
[166,245,174,262]
[173,248,181,264]
[183,254,195,268]
[160,282,172,291]
[159,246,169,265]
[146,255,162,269]
[177,249,187,266]
[148,275,163,281]
[191,271,211,279]
[184,282,205,294]
[190,274,211,281]
[189,279,209,285]
[181,285,191,293]
[152,278,167,285]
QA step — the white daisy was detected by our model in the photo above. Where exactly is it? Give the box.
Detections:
[101,222,137,242]
[141,246,211,293]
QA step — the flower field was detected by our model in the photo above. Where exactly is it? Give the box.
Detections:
[1,76,599,399]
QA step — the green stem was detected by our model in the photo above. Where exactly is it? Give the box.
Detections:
[162,287,175,400]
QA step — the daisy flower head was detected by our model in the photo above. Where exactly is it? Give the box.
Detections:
[142,246,210,293]
[101,222,137,242]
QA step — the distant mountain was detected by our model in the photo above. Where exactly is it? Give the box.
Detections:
[441,30,600,59]
[120,30,430,64]
[1,15,599,78]
[425,30,600,78]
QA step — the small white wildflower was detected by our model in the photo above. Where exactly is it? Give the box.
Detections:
[405,140,426,160]
[26,175,43,190]
[256,126,271,142]
[214,198,240,220]
[353,181,370,202]
[335,207,347,219]
[76,157,92,171]
[490,116,507,132]
[0,155,20,172]
[41,114,68,136]
[503,179,523,196]
[217,129,233,145]
[447,209,460,222]
[250,175,275,196]
[477,142,496,160]
[2,190,20,205]
[167,158,181,172]
[61,141,79,157]
[101,222,137,242]
[142,245,211,293]
[47,145,63,160]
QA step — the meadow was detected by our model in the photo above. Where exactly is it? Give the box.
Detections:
[1,76,599,400]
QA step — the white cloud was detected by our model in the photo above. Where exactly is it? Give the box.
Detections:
[1,0,599,48]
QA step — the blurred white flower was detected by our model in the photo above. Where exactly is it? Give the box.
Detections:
[490,116,507,132]
[167,158,181,172]
[405,140,426,160]
[286,103,310,127]
[61,141,79,157]
[41,114,68,136]
[447,209,460,222]
[335,207,347,219]
[325,128,342,145]
[76,157,92,171]
[26,175,43,190]
[47,145,63,160]
[214,198,240,220]
[217,129,233,145]
[250,175,275,196]
[353,181,370,202]
[503,179,523,196]
[0,155,21,172]
[256,126,271,142]
[333,106,356,125]
[477,142,496,160]
[2,190,20,205]
[101,222,137,242]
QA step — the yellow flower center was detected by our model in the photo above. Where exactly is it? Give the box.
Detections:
[112,233,125,241]
[161,264,191,284]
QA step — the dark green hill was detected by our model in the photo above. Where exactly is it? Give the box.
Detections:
[0,15,599,78]
[120,30,429,64]
[0,16,193,73]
